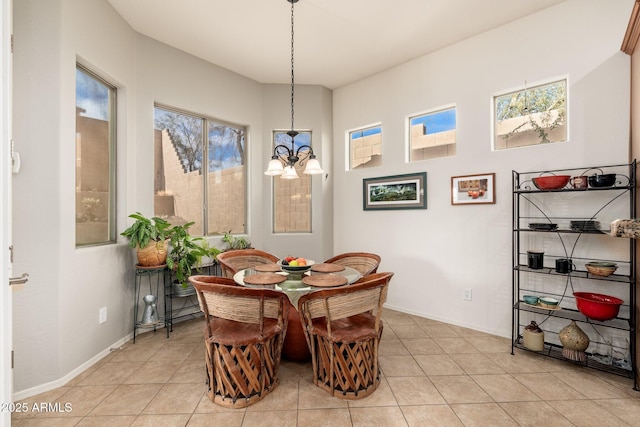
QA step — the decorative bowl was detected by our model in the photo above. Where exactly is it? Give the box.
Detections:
[277,259,315,273]
[585,262,617,277]
[522,295,539,305]
[539,297,559,308]
[588,173,617,188]
[532,175,571,190]
[573,292,623,321]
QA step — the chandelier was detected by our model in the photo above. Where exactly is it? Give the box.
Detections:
[264,0,324,179]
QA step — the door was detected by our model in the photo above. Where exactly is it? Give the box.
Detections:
[1,0,12,424]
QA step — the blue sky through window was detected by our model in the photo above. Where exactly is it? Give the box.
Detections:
[76,68,109,121]
[410,108,456,134]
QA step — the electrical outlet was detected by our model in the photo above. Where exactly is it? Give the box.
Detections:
[99,307,107,323]
[463,288,472,301]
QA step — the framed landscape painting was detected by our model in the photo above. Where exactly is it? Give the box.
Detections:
[363,172,427,211]
[451,173,496,205]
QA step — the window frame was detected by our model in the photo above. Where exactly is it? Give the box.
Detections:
[347,123,382,171]
[75,63,117,247]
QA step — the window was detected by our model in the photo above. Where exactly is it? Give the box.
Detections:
[349,125,382,170]
[154,106,246,236]
[273,130,311,233]
[409,106,457,161]
[75,65,116,246]
[494,79,567,150]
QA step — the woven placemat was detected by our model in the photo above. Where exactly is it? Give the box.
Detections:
[302,274,348,287]
[243,273,287,285]
[310,263,346,273]
[253,263,282,272]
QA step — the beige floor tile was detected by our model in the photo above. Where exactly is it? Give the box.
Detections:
[298,378,349,409]
[124,360,184,384]
[465,336,512,353]
[420,324,461,338]
[13,388,73,420]
[470,374,540,402]
[131,413,191,426]
[450,402,517,426]
[244,380,299,411]
[78,361,144,385]
[499,401,575,427]
[511,372,587,401]
[382,310,417,326]
[548,399,630,426]
[109,340,164,362]
[593,398,640,426]
[413,354,464,376]
[192,394,246,414]
[168,359,206,384]
[430,376,493,404]
[387,376,446,405]
[553,369,633,399]
[297,408,352,427]
[35,385,117,418]
[400,338,444,355]
[410,315,446,327]
[349,406,408,427]
[89,384,163,416]
[346,379,398,408]
[75,415,137,426]
[12,416,85,426]
[400,405,463,427]
[143,382,205,414]
[152,342,198,361]
[381,325,398,339]
[433,337,479,354]
[241,410,298,427]
[187,412,245,427]
[278,360,313,381]
[448,325,492,337]
[449,353,505,375]
[379,338,410,356]
[489,351,549,374]
[379,355,425,377]
[390,325,429,339]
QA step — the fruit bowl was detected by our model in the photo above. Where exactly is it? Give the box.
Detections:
[532,175,571,190]
[277,259,315,273]
[573,292,623,321]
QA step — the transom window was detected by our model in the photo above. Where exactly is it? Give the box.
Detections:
[349,125,382,170]
[493,79,567,150]
[408,106,457,161]
[154,105,246,236]
[75,64,117,247]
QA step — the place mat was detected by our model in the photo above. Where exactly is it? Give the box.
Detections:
[311,263,346,273]
[253,263,282,272]
[243,273,287,285]
[302,274,348,287]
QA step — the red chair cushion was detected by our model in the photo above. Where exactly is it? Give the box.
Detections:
[204,317,282,347]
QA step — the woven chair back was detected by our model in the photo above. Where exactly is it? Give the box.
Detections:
[323,252,381,276]
[217,249,280,278]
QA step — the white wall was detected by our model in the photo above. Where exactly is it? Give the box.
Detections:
[11,0,332,396]
[332,0,634,336]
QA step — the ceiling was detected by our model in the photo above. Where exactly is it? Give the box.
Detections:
[107,0,566,89]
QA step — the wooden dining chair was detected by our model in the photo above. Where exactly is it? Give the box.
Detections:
[189,275,289,408]
[216,249,280,278]
[297,272,393,399]
[323,252,381,276]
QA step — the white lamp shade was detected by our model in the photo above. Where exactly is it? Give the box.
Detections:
[281,165,299,179]
[264,158,284,176]
[303,158,324,175]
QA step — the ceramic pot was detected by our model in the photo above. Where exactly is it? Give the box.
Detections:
[523,328,545,351]
[558,320,589,361]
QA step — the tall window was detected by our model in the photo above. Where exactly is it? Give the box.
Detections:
[154,106,246,236]
[494,79,567,150]
[75,65,116,246]
[349,125,382,170]
[273,131,311,233]
[409,106,456,161]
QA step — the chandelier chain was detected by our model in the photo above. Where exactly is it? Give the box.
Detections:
[290,0,295,133]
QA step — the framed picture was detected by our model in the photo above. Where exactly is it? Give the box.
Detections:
[363,172,427,211]
[451,173,496,205]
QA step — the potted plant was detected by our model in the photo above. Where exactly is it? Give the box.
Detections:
[167,222,221,289]
[121,212,174,266]
[222,230,252,250]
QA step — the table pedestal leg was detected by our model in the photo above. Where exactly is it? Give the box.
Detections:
[282,300,311,362]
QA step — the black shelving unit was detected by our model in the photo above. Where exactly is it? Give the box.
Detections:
[164,262,222,333]
[512,161,637,389]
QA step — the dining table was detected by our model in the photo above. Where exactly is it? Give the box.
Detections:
[233,263,362,362]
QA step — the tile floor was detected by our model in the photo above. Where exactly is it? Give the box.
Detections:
[11,308,640,426]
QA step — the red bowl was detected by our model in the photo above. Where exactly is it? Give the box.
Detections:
[532,175,571,190]
[573,292,624,321]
